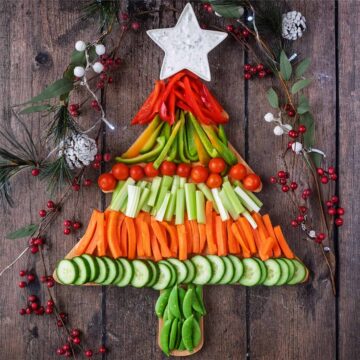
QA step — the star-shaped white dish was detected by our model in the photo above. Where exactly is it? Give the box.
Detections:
[147,3,228,81]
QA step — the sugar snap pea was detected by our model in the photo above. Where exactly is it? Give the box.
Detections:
[183,288,194,318]
[178,287,186,317]
[175,319,182,349]
[195,285,206,315]
[182,315,194,352]
[155,289,171,318]
[160,319,173,356]
[169,318,178,351]
[192,317,202,348]
[178,338,185,351]
[192,289,204,315]
[168,285,181,319]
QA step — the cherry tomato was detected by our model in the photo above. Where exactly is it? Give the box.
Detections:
[144,162,159,177]
[206,173,223,189]
[160,161,177,176]
[229,163,247,180]
[209,158,226,174]
[129,165,145,181]
[242,174,261,191]
[190,165,209,184]
[111,163,129,180]
[97,173,117,192]
[176,163,192,178]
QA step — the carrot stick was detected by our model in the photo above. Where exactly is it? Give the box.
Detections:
[184,218,193,254]
[231,222,251,257]
[252,213,269,238]
[96,211,106,256]
[274,226,295,259]
[205,201,217,254]
[177,224,187,260]
[135,217,145,257]
[139,214,152,257]
[252,228,261,255]
[262,214,282,257]
[190,220,200,254]
[150,218,172,257]
[163,222,178,257]
[215,216,228,256]
[120,218,128,256]
[238,217,257,254]
[258,227,272,261]
[227,220,240,254]
[125,217,137,260]
[107,211,122,259]
[150,230,162,261]
[73,210,99,255]
[198,223,207,253]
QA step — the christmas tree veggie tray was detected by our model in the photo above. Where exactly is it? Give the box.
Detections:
[54,5,308,357]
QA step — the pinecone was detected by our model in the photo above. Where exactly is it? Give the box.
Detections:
[282,11,306,41]
[58,133,97,169]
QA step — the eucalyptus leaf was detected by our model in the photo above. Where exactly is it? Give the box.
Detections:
[297,95,310,114]
[300,112,315,148]
[6,223,39,240]
[280,50,292,81]
[291,79,312,94]
[208,1,244,18]
[70,49,86,66]
[20,104,52,114]
[266,88,279,108]
[27,78,74,103]
[295,58,310,78]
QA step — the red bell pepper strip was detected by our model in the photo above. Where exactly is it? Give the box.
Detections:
[176,100,192,112]
[168,90,176,125]
[160,101,171,123]
[160,71,187,105]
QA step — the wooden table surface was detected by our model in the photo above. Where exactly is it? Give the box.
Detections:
[0,1,359,359]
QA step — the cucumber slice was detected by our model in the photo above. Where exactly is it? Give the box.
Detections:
[131,260,151,288]
[94,257,109,284]
[159,260,177,287]
[275,259,290,286]
[228,255,244,284]
[152,262,173,290]
[239,258,262,286]
[101,257,119,285]
[206,255,225,284]
[218,256,234,284]
[183,259,196,283]
[191,255,212,285]
[263,259,282,286]
[80,254,99,282]
[56,259,78,285]
[282,258,295,282]
[146,260,159,287]
[287,259,307,285]
[72,256,91,285]
[112,260,124,284]
[167,258,188,284]
[116,258,134,287]
[254,258,267,284]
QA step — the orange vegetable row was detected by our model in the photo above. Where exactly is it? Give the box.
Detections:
[70,202,295,262]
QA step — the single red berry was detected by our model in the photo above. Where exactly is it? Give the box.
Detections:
[328,166,335,174]
[241,29,250,37]
[287,141,294,149]
[63,220,72,227]
[244,72,251,80]
[72,183,80,191]
[249,66,257,75]
[225,24,234,32]
[244,64,251,72]
[108,77,113,84]
[31,302,39,310]
[303,189,311,196]
[40,275,47,283]
[20,308,26,315]
[59,312,67,319]
[45,307,53,314]
[47,280,55,288]
[26,307,32,315]
[299,206,307,213]
[39,209,47,217]
[115,58,121,65]
[28,295,37,302]
[34,237,44,246]
[99,73,107,81]
[92,161,101,169]
[335,217,344,226]
[288,130,298,138]
[277,170,286,179]
[297,215,305,223]
[19,281,27,288]
[91,100,99,108]
[73,222,81,230]
[287,110,296,117]
[291,220,298,227]
[62,344,70,352]
[290,181,298,190]
[72,337,81,345]
[69,104,79,112]
[298,125,307,133]
[30,245,39,254]
[131,22,140,31]
[337,207,345,215]
[103,153,111,162]
[121,24,129,31]
[96,81,104,89]
[326,200,333,207]
[256,64,264,71]
[269,176,277,184]
[57,348,65,356]
[27,274,35,282]
[321,176,329,184]
[71,328,80,337]
[282,185,290,192]
[317,168,324,175]
[47,200,55,209]
[330,173,338,181]
[331,195,339,203]
[84,179,92,186]
[120,12,129,20]
[279,178,287,185]
[95,154,102,162]
[318,233,326,240]
[99,346,107,354]
[19,270,27,277]
[85,350,93,358]
[328,208,337,216]
[258,70,266,78]
[31,168,40,176]
[64,351,71,358]
[47,299,54,307]
[63,228,71,235]
[57,320,64,327]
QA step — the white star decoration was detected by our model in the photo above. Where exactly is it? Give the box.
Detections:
[147,3,228,81]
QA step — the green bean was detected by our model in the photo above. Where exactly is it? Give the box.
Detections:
[183,288,194,318]
[169,318,178,351]
[182,315,194,352]
[160,319,173,356]
[168,285,181,319]
[195,285,206,315]
[155,289,171,318]
[192,317,202,348]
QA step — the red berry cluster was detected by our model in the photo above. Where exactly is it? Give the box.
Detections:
[19,294,46,316]
[40,274,55,288]
[326,195,344,226]
[269,170,298,193]
[317,166,338,184]
[91,152,111,170]
[243,63,271,80]
[288,124,307,139]
[301,188,312,200]
[18,270,36,288]
[69,103,80,117]
[283,104,296,118]
[29,236,45,254]
[63,220,82,236]
[290,206,308,228]
[202,3,213,13]
[119,12,140,32]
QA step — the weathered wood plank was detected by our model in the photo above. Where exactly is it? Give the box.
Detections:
[338,1,360,359]
[246,1,337,359]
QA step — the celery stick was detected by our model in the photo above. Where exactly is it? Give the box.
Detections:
[196,191,206,224]
[175,188,185,225]
[138,180,149,189]
[154,176,173,213]
[155,192,171,222]
[242,211,258,229]
[147,177,162,207]
[234,186,261,213]
[219,189,239,221]
[164,176,180,221]
[125,185,141,218]
[141,204,151,213]
[135,188,150,216]
[179,177,187,189]
[184,183,197,221]
[211,188,229,221]
[109,178,135,211]
[120,197,128,213]
[196,183,219,213]
[234,181,263,208]
[109,180,125,208]
[223,181,245,214]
